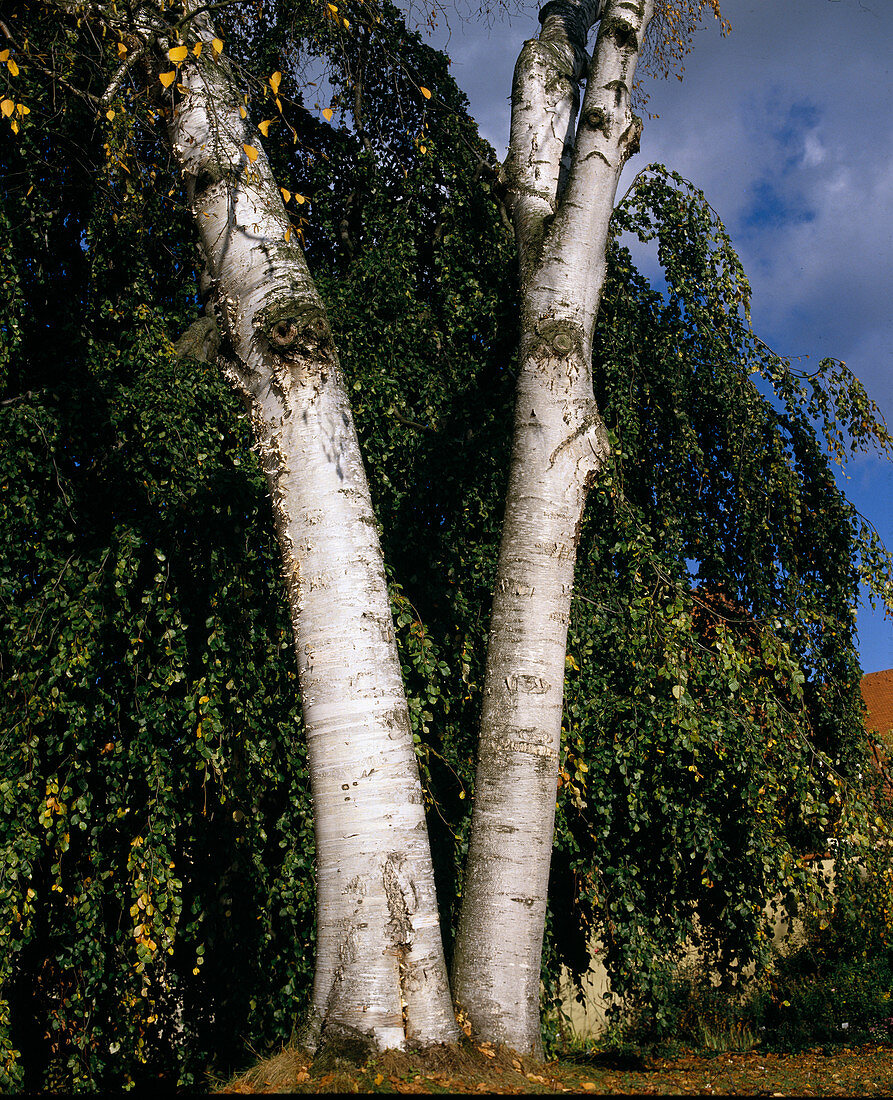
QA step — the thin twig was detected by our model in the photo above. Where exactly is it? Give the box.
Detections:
[1,389,55,408]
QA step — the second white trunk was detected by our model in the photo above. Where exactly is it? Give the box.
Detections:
[453,0,653,1055]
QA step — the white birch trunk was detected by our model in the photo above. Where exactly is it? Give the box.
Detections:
[452,0,653,1055]
[157,8,457,1051]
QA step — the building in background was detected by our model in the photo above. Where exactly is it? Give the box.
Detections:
[862,669,893,805]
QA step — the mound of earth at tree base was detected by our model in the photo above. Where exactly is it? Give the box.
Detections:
[217,1040,893,1094]
[219,1039,549,1093]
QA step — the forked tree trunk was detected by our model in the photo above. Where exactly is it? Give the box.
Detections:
[452,0,653,1055]
[159,7,457,1051]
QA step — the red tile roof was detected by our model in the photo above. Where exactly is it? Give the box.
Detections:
[862,669,893,806]
[862,669,893,747]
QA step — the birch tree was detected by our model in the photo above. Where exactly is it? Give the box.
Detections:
[172,5,461,1052]
[1,0,709,1063]
[451,0,655,1055]
[67,0,458,1051]
[449,0,887,1058]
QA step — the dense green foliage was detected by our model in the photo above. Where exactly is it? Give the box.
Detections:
[0,1,512,1088]
[544,168,893,1036]
[616,890,893,1054]
[1,0,891,1091]
[0,15,316,1084]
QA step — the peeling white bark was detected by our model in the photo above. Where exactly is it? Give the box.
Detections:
[162,7,456,1051]
[453,0,653,1055]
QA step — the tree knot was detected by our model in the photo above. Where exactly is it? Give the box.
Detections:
[532,318,584,362]
[582,105,610,134]
[254,301,333,360]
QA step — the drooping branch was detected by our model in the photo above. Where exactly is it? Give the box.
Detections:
[100,38,154,107]
[0,389,56,408]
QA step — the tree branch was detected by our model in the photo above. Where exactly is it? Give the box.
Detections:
[503,0,605,276]
[1,16,102,108]
[0,389,56,408]
[101,38,154,108]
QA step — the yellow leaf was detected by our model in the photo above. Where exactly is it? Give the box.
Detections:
[0,50,8,63]
[106,108,116,121]
[1,99,13,118]
[193,41,202,56]
[419,86,432,99]
[7,59,20,77]
[199,695,210,705]
[284,225,291,243]
[419,144,427,154]
[565,654,579,671]
[269,71,281,93]
[239,105,247,118]
[342,18,350,28]
[168,45,188,63]
[280,186,291,203]
[211,38,224,55]
[10,119,18,133]
[243,144,258,162]
[159,71,176,88]
[275,96,282,113]
[294,193,306,204]
[322,107,333,121]
[327,3,338,11]
[258,119,272,136]
[117,42,128,57]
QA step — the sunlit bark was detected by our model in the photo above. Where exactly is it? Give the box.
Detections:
[149,2,456,1051]
[452,0,654,1055]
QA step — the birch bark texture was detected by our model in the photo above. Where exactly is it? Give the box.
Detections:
[452,0,654,1055]
[157,4,457,1052]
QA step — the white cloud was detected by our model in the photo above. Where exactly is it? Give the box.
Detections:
[801,132,826,168]
[416,0,893,670]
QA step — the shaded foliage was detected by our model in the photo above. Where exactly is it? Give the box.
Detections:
[0,1,513,1089]
[0,53,316,1084]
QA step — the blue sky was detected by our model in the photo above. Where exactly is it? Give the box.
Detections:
[420,0,892,674]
